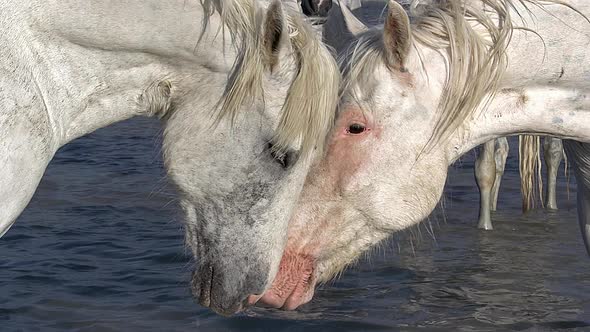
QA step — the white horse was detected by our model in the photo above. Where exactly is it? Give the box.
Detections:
[257,0,590,311]
[0,0,339,315]
[324,0,570,230]
[474,135,565,230]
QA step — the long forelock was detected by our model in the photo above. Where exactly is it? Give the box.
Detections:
[339,29,387,107]
[272,13,340,157]
[200,0,340,158]
[341,0,573,151]
[200,0,264,126]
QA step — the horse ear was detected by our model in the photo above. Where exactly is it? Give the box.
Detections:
[383,0,411,70]
[322,0,366,53]
[340,0,367,36]
[263,0,287,71]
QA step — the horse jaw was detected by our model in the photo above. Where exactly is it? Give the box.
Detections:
[0,220,14,238]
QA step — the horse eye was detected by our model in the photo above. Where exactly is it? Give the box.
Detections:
[268,143,290,169]
[347,123,366,134]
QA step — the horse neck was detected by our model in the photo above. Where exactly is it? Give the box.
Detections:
[447,86,590,163]
[501,1,590,88]
[440,1,590,162]
[12,0,234,148]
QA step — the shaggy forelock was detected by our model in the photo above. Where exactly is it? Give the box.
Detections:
[338,28,386,105]
[200,0,340,158]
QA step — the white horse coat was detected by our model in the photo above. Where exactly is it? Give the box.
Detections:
[0,0,340,315]
[276,0,590,310]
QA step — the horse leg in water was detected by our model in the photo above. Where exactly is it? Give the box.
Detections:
[491,137,509,212]
[563,140,590,256]
[543,137,563,210]
[475,139,496,230]
[0,73,56,237]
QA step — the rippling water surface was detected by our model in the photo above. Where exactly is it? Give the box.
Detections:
[1,117,589,331]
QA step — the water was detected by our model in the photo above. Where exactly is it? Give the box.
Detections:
[1,117,589,331]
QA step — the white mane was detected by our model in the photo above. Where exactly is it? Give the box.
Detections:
[340,0,580,150]
[201,0,340,156]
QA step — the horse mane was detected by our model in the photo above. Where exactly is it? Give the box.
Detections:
[340,0,571,150]
[200,0,340,156]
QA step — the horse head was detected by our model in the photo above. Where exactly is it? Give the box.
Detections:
[163,0,339,315]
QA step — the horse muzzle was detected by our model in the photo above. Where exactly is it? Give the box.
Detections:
[246,251,317,310]
[191,260,269,316]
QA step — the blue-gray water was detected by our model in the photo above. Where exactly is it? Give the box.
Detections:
[1,117,589,331]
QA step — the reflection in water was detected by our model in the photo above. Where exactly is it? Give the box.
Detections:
[1,118,589,331]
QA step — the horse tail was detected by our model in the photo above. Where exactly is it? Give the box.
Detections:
[519,135,544,212]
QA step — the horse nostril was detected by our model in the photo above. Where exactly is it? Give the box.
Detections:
[191,265,214,308]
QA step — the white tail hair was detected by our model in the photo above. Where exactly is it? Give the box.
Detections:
[519,134,544,212]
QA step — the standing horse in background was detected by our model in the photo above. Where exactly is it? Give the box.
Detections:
[0,0,339,315]
[263,0,590,311]
[475,136,565,230]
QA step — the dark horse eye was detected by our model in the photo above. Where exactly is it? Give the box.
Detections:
[347,123,366,134]
[268,143,290,169]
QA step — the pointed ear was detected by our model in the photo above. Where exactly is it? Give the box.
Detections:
[263,0,288,72]
[340,0,368,37]
[322,0,367,52]
[383,0,411,70]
